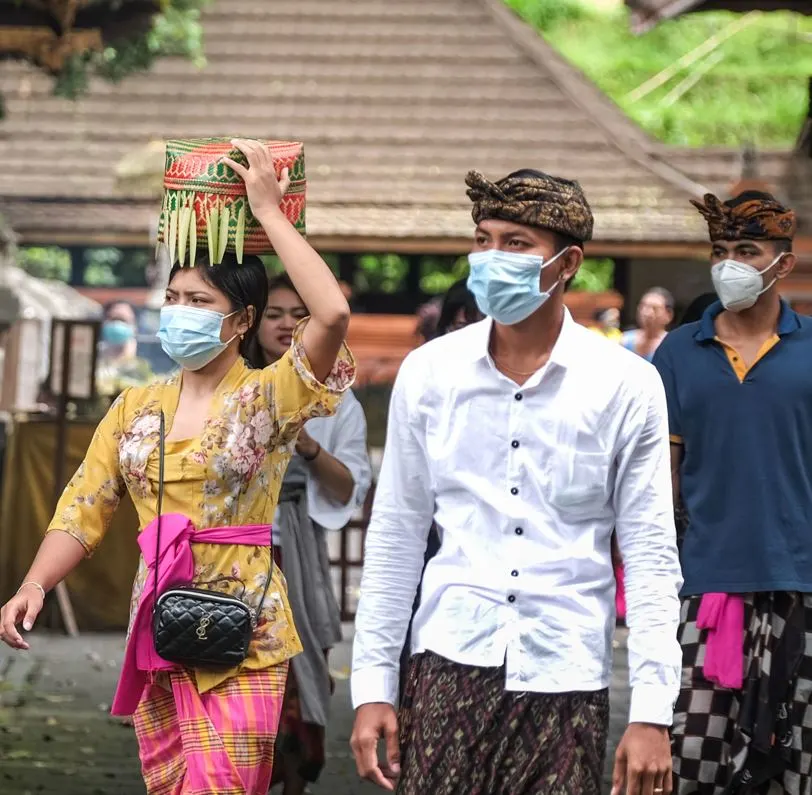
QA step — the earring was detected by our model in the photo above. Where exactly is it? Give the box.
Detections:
[240,333,245,341]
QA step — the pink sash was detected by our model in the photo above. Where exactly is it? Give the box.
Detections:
[111,513,272,716]
[697,593,745,689]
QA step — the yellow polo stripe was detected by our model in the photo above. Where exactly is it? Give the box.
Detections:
[715,335,780,383]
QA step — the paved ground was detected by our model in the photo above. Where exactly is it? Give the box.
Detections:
[0,626,630,794]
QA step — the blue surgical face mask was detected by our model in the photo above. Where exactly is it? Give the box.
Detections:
[157,305,238,372]
[102,320,135,346]
[466,248,566,326]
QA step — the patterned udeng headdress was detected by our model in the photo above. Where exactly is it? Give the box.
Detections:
[466,169,594,243]
[157,138,306,267]
[691,191,796,242]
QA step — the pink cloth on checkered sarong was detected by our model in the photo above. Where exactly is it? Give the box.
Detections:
[696,593,745,689]
[133,666,287,795]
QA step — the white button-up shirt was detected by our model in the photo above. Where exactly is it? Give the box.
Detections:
[351,312,683,726]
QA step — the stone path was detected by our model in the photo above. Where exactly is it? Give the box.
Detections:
[0,627,630,794]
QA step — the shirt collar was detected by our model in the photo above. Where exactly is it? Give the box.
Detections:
[695,298,801,343]
[469,308,579,369]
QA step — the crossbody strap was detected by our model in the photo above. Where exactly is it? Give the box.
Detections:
[151,412,166,612]
[151,410,274,621]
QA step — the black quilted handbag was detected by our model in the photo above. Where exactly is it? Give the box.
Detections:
[151,412,272,669]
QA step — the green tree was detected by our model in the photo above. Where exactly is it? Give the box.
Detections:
[17,247,71,281]
[1,1,209,113]
[504,0,811,147]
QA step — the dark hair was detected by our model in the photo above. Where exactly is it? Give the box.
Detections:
[267,272,299,298]
[169,253,268,360]
[436,279,481,337]
[642,286,675,313]
[678,292,717,326]
[772,238,794,254]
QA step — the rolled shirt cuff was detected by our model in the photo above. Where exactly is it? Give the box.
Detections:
[629,683,679,727]
[351,665,400,710]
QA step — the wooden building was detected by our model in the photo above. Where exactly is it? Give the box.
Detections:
[0,0,806,367]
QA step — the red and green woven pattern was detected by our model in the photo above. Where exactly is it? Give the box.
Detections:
[157,138,306,266]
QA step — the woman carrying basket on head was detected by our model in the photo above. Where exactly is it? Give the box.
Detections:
[0,138,355,795]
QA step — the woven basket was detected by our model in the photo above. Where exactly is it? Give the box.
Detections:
[157,138,306,266]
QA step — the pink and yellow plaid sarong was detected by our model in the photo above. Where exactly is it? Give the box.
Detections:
[133,665,288,794]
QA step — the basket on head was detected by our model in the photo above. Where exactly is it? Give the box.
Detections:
[157,138,306,267]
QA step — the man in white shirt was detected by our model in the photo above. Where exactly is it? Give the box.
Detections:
[350,168,683,795]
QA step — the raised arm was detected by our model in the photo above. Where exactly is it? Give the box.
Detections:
[224,140,350,383]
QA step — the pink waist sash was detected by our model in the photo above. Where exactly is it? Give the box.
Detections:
[111,513,272,716]
[697,592,745,690]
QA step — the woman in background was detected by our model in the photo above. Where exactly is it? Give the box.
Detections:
[96,300,153,398]
[621,287,674,361]
[249,273,371,795]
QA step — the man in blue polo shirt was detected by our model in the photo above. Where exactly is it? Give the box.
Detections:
[653,190,812,794]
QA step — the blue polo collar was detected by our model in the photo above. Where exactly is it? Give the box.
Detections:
[695,298,801,343]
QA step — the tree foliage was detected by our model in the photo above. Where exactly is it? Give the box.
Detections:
[10,1,210,104]
[504,0,811,147]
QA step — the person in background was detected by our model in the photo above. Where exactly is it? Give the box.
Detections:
[434,277,484,336]
[621,287,674,361]
[612,288,674,621]
[590,306,622,342]
[678,292,717,327]
[398,278,483,697]
[96,300,153,397]
[415,296,442,343]
[249,273,372,795]
[654,191,812,793]
[351,167,681,795]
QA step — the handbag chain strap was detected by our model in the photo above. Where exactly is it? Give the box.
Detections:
[152,411,274,623]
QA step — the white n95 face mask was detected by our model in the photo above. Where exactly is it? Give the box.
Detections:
[710,254,783,313]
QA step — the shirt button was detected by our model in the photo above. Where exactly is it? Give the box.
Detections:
[515,527,523,535]
[514,393,523,401]
[507,595,516,603]
[510,487,519,496]
[511,570,519,577]
[511,440,519,449]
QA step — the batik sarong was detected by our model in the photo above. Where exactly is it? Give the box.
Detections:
[133,665,287,795]
[672,593,812,794]
[397,650,609,795]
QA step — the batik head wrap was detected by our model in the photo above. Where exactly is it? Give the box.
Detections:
[691,191,796,242]
[466,169,594,243]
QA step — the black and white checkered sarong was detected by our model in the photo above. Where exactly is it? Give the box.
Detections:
[673,593,812,794]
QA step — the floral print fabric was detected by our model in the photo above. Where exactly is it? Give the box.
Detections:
[47,320,355,693]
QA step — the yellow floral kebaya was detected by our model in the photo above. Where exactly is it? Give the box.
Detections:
[47,321,355,693]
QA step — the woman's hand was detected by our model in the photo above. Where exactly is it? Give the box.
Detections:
[295,428,320,460]
[222,139,292,219]
[0,584,45,650]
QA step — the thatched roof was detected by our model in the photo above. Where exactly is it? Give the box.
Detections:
[0,0,712,254]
